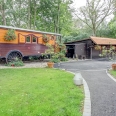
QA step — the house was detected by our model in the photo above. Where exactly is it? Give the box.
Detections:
[64,36,116,59]
[0,25,61,62]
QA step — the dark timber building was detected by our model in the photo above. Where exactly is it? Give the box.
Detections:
[65,36,116,59]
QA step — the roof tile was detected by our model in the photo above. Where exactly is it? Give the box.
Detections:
[90,36,116,45]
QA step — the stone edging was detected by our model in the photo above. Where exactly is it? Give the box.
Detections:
[65,70,91,116]
[82,78,91,116]
[106,70,116,83]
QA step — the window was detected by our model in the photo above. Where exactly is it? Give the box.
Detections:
[32,36,37,43]
[26,36,31,43]
[25,35,38,43]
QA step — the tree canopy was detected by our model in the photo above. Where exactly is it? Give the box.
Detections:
[0,0,116,42]
[74,0,116,36]
[0,0,73,35]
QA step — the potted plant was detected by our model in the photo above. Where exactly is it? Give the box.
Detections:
[43,43,67,68]
[42,34,50,43]
[4,29,16,41]
[99,45,116,70]
[43,44,55,68]
[94,45,101,50]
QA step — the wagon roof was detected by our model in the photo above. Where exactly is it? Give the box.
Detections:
[0,25,61,36]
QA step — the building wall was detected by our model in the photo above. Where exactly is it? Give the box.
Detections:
[75,43,86,58]
[0,28,56,45]
[65,39,116,59]
[65,39,102,59]
[0,43,47,58]
[92,48,101,58]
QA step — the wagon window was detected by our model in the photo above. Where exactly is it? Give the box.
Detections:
[32,36,37,43]
[26,36,31,43]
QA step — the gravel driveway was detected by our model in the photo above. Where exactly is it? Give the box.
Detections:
[55,60,116,116]
[0,61,47,68]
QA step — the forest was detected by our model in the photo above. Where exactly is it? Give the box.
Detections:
[0,0,116,43]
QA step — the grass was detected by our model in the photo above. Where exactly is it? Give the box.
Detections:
[0,68,84,116]
[109,70,116,79]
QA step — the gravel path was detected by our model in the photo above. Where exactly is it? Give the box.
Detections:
[0,62,47,68]
[54,60,116,116]
[81,70,116,116]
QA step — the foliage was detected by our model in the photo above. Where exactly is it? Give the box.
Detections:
[74,0,115,36]
[38,0,73,34]
[42,34,50,43]
[108,17,116,38]
[96,21,111,38]
[4,29,16,41]
[0,0,73,35]
[109,70,116,79]
[44,44,54,56]
[55,42,68,62]
[62,36,74,43]
[6,59,24,67]
[99,45,116,61]
[63,33,89,43]
[50,52,68,63]
[50,54,60,63]
[44,43,67,63]
[29,56,39,61]
[94,45,101,50]
[0,68,84,116]
[60,56,68,61]
[58,43,66,53]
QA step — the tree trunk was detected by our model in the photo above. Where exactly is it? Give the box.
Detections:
[28,0,31,29]
[1,0,6,25]
[18,0,21,27]
[93,27,96,36]
[33,0,36,29]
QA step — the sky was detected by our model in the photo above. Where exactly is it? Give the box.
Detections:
[71,0,113,21]
[72,0,86,9]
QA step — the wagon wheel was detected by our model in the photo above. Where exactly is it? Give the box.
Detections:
[6,51,22,63]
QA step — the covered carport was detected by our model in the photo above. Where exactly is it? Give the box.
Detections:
[64,36,116,59]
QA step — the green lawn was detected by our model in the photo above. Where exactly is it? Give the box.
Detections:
[0,68,84,116]
[109,70,116,79]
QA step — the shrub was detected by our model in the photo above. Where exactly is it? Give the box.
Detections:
[99,45,116,60]
[6,60,24,67]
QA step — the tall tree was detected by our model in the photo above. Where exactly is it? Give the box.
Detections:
[38,0,73,34]
[0,0,74,36]
[0,0,6,25]
[74,0,116,36]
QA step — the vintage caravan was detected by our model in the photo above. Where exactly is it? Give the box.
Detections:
[0,25,61,63]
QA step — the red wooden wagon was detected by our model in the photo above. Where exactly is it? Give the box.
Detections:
[0,25,61,63]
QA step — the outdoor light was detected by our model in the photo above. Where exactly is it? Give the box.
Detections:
[73,73,83,86]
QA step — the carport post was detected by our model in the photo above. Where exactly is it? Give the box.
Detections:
[90,47,92,59]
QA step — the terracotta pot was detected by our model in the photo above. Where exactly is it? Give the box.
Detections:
[47,62,54,68]
[11,64,15,67]
[112,64,116,70]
